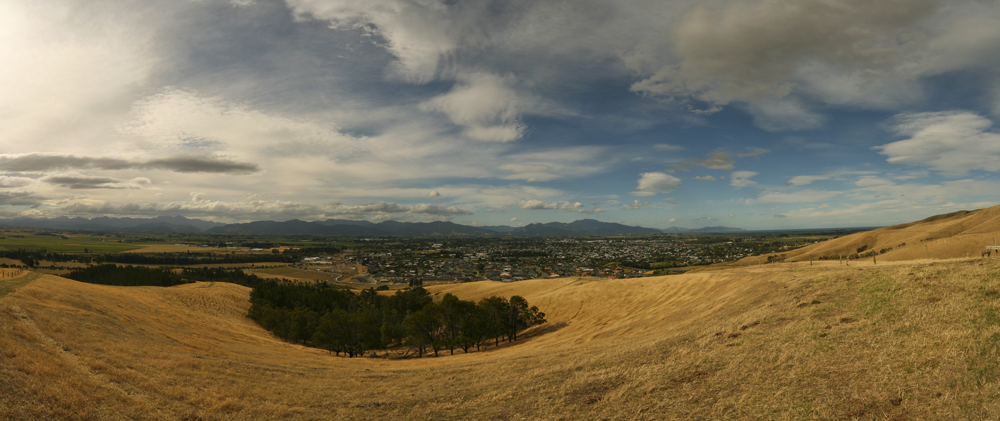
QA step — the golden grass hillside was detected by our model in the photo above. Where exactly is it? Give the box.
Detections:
[6,256,1000,420]
[753,204,1000,264]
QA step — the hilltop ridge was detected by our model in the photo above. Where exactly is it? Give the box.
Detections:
[755,203,1000,263]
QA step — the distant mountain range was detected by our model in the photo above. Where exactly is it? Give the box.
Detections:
[0,216,745,236]
[0,216,225,233]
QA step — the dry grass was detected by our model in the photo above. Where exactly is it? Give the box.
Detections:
[754,204,1000,264]
[250,267,339,282]
[5,256,1000,419]
[0,270,34,299]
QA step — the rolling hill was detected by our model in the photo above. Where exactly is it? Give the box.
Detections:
[7,206,1000,419]
[752,204,1000,264]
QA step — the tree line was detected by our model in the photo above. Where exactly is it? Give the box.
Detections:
[65,264,191,287]
[60,265,545,358]
[247,279,546,358]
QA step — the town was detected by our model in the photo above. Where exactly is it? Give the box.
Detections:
[298,233,842,285]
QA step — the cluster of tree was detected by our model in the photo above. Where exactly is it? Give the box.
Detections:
[0,249,43,267]
[238,241,278,249]
[0,249,85,266]
[247,279,545,358]
[178,267,268,287]
[65,264,191,287]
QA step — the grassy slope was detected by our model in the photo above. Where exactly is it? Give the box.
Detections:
[5,257,1000,420]
[756,204,1000,263]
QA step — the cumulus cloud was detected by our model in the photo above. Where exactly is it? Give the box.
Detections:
[0,153,259,174]
[0,176,33,189]
[630,0,938,116]
[696,150,736,170]
[626,200,650,210]
[693,175,716,181]
[730,171,758,188]
[632,172,682,196]
[877,111,1000,175]
[287,0,459,83]
[514,199,601,213]
[428,190,441,198]
[675,150,735,171]
[420,73,532,142]
[0,191,44,207]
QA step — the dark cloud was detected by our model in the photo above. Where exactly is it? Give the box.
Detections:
[52,199,471,222]
[0,191,44,207]
[144,155,259,174]
[44,176,125,189]
[332,202,473,216]
[0,153,259,174]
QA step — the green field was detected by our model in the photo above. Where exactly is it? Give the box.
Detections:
[0,235,143,253]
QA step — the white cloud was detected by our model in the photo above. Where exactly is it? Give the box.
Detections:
[654,144,685,152]
[693,175,716,181]
[0,1,153,154]
[499,146,610,182]
[428,190,441,198]
[626,200,651,210]
[785,171,878,186]
[737,148,770,158]
[786,175,831,186]
[630,0,938,117]
[514,199,601,213]
[44,198,471,223]
[743,97,826,132]
[694,151,735,170]
[420,73,532,142]
[0,176,34,189]
[119,88,362,156]
[756,189,840,203]
[877,111,1000,175]
[855,176,894,187]
[730,171,758,188]
[287,0,457,83]
[632,172,682,196]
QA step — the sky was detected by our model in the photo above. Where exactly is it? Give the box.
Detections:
[3,0,1000,229]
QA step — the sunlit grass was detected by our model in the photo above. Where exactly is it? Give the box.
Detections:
[4,258,1000,419]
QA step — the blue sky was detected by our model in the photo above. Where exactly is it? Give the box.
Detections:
[3,0,1000,229]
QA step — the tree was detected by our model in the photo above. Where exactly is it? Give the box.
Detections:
[478,296,510,346]
[404,303,443,357]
